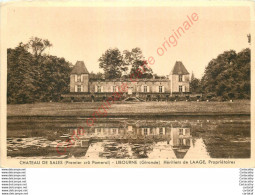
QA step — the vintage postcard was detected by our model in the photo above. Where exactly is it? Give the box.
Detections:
[0,1,254,168]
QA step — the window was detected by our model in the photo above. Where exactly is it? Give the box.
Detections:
[113,86,116,92]
[179,75,183,82]
[144,86,147,93]
[77,85,81,92]
[97,86,101,93]
[77,75,81,82]
[179,138,184,145]
[179,129,183,135]
[179,86,183,92]
[159,86,163,93]
[159,128,163,135]
[144,128,148,135]
[186,139,190,146]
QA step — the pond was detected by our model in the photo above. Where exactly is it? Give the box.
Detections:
[7,115,250,159]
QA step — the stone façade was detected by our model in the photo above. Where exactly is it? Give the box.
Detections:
[63,61,190,102]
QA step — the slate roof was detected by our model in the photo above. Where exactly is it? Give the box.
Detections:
[170,61,189,75]
[71,61,89,74]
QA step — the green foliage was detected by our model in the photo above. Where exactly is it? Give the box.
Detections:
[7,38,71,104]
[201,48,250,99]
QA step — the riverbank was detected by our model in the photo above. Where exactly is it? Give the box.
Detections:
[7,100,250,117]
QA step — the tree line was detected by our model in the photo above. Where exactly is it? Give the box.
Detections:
[98,47,153,79]
[7,37,250,104]
[7,37,71,104]
[191,48,250,100]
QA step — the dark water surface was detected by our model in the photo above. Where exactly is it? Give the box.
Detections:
[7,116,250,159]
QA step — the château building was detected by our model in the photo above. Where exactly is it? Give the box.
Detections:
[62,61,190,102]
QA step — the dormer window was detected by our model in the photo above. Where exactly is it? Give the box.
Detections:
[179,75,183,82]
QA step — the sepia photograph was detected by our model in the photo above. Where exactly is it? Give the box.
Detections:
[0,2,254,167]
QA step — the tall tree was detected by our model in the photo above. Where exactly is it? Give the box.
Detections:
[98,48,127,79]
[7,38,71,104]
[190,72,201,93]
[7,45,36,103]
[38,56,71,102]
[25,37,52,58]
[123,47,153,78]
[201,49,250,99]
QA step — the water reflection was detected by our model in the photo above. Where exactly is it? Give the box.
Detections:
[76,123,210,159]
[7,117,250,159]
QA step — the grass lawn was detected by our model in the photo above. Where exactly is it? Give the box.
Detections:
[7,100,250,117]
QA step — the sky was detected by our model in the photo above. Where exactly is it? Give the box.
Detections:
[6,6,250,78]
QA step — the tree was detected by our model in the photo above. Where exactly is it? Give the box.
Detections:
[191,71,195,81]
[7,38,71,104]
[190,72,201,93]
[38,56,71,102]
[123,47,153,78]
[7,45,36,103]
[201,49,250,99]
[89,72,104,81]
[98,48,127,79]
[25,37,52,57]
[233,48,250,99]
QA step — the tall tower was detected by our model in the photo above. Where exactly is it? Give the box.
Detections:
[70,61,89,93]
[169,61,190,94]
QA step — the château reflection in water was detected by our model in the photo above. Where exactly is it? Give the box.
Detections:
[7,116,250,159]
[64,122,210,159]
